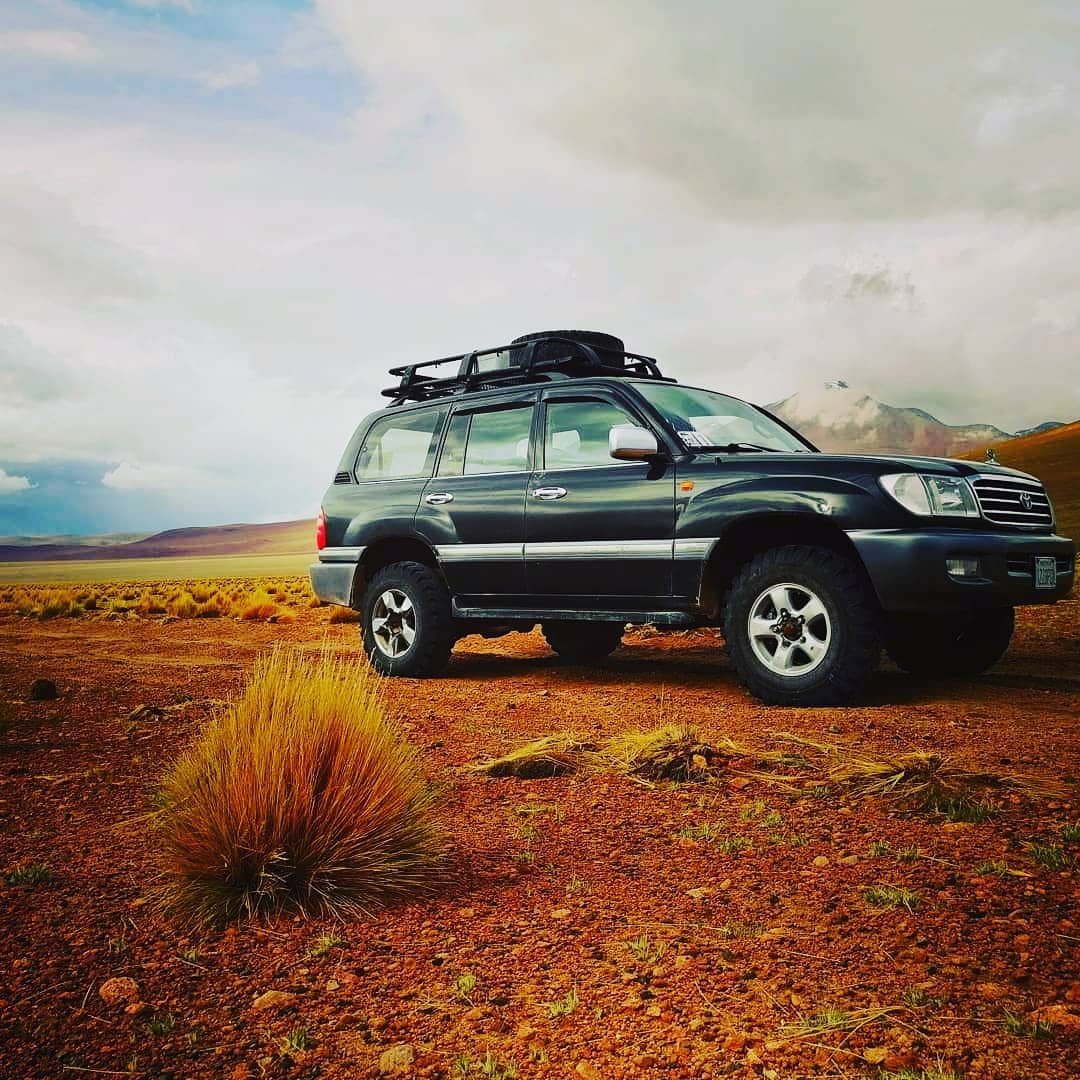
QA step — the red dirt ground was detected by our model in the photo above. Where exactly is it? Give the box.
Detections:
[1,595,1078,1079]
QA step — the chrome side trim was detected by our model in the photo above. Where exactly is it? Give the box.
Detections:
[435,543,525,562]
[318,546,365,563]
[525,539,673,559]
[674,538,715,560]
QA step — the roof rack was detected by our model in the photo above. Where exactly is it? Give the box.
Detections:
[382,335,669,405]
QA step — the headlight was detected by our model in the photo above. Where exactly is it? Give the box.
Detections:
[880,474,980,518]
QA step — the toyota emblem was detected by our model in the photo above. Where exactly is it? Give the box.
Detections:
[1019,492,1033,511]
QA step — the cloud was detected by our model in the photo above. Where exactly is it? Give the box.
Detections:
[127,0,195,11]
[195,59,261,92]
[101,462,199,491]
[0,29,101,65]
[0,468,32,495]
[319,0,1080,221]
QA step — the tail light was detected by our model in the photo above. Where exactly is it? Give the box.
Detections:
[315,509,327,551]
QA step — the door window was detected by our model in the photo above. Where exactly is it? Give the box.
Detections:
[544,399,639,469]
[354,408,445,481]
[438,404,535,477]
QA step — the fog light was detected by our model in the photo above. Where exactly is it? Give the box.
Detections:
[946,557,980,578]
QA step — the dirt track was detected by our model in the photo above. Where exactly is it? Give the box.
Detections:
[1,600,1078,1079]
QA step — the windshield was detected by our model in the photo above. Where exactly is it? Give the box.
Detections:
[635,383,810,453]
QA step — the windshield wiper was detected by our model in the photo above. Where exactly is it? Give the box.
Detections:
[698,442,783,453]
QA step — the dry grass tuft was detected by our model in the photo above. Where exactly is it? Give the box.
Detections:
[474,733,596,779]
[598,724,755,783]
[773,733,1063,813]
[237,588,282,621]
[155,648,447,922]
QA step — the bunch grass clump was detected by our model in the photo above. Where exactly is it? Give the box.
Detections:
[156,647,447,921]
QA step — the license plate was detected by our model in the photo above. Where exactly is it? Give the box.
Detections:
[1035,556,1057,589]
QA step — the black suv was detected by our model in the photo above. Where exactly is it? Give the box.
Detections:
[311,331,1075,706]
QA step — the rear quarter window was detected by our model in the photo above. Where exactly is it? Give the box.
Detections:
[354,408,446,482]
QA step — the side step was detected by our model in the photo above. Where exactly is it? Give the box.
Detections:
[451,602,697,627]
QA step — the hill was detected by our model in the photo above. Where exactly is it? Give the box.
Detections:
[0,519,314,563]
[961,421,1080,541]
[769,380,1041,456]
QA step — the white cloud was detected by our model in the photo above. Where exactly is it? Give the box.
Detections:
[194,59,261,92]
[0,29,100,65]
[127,0,194,10]
[0,468,32,495]
[101,462,198,491]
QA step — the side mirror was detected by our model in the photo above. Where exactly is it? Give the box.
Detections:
[610,424,659,461]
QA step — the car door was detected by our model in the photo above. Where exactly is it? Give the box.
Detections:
[415,393,537,600]
[525,390,676,603]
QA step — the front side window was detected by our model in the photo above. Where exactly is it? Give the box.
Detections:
[544,399,639,468]
[438,404,535,477]
[354,408,445,481]
[634,383,810,453]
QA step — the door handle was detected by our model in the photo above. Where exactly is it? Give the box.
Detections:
[531,486,567,500]
[425,492,454,505]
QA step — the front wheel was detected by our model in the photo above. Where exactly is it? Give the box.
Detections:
[723,545,882,706]
[885,608,1014,677]
[542,620,624,664]
[360,561,453,677]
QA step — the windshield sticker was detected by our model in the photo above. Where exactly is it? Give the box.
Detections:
[678,430,710,448]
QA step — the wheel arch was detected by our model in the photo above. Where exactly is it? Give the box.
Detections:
[699,513,876,618]
[352,537,442,607]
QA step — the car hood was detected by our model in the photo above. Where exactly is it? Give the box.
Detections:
[805,452,1038,482]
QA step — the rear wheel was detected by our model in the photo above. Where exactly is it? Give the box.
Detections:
[723,545,881,706]
[542,620,624,664]
[886,608,1014,676]
[360,561,453,677]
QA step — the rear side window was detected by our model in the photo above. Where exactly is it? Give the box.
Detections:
[354,408,446,482]
[437,404,535,477]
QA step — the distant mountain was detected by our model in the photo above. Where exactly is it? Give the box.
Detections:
[0,519,313,563]
[1015,421,1065,438]
[768,381,1055,457]
[960,421,1080,541]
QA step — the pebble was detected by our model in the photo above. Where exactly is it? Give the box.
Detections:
[98,977,139,1006]
[812,855,830,868]
[378,1043,415,1075]
[29,678,57,701]
[251,989,298,1012]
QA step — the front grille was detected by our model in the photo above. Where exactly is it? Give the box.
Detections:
[970,475,1053,529]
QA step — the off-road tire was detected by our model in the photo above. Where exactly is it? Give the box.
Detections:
[542,620,624,664]
[360,561,453,677]
[723,545,881,706]
[885,607,1014,677]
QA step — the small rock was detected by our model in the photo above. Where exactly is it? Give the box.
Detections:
[99,977,139,1006]
[686,887,714,901]
[550,908,571,919]
[575,1064,602,1080]
[29,679,57,702]
[863,1047,888,1065]
[838,854,859,866]
[251,989,298,1012]
[812,855,830,868]
[1028,1004,1080,1030]
[722,1033,747,1052]
[124,1002,150,1017]
[378,1043,415,1075]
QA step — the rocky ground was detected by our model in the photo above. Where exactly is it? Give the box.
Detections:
[1,592,1078,1079]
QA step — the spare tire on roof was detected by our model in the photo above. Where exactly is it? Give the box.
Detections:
[509,330,625,368]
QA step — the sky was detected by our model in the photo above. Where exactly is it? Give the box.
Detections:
[2,1,1080,536]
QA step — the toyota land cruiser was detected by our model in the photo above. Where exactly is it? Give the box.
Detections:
[310,331,1075,706]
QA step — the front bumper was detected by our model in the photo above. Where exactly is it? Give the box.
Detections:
[847,529,1075,614]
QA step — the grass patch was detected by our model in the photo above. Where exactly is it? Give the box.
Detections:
[1060,822,1080,844]
[626,932,666,964]
[308,932,345,958]
[1024,840,1075,870]
[1004,1011,1054,1039]
[597,724,755,783]
[545,986,579,1019]
[864,884,921,912]
[5,863,54,887]
[155,647,447,921]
